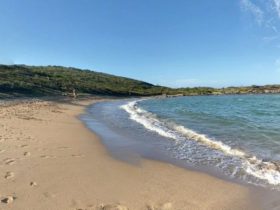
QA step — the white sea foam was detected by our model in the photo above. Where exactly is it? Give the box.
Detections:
[121,99,280,187]
[121,100,179,140]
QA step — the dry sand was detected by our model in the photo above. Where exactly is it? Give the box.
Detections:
[0,98,261,210]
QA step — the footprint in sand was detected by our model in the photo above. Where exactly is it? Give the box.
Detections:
[23,152,31,156]
[99,204,129,210]
[75,208,95,210]
[30,181,37,187]
[40,155,56,159]
[1,196,16,204]
[20,144,28,148]
[71,154,84,158]
[4,158,16,165]
[43,192,56,198]
[4,172,14,179]
[146,203,173,210]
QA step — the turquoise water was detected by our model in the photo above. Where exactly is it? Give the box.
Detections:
[83,94,280,190]
[121,94,280,189]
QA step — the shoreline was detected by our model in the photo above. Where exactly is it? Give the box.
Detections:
[0,98,265,209]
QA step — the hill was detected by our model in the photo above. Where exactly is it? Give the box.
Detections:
[0,65,169,98]
[0,64,280,98]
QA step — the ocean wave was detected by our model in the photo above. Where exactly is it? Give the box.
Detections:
[121,99,280,187]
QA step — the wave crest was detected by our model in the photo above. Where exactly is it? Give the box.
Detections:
[121,100,280,187]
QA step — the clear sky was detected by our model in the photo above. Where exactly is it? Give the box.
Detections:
[1,0,280,87]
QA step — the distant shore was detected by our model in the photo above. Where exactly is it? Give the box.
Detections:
[1,64,280,100]
[0,97,262,209]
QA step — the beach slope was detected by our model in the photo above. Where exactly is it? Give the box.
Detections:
[0,99,258,210]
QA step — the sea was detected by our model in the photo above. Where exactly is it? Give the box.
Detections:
[81,94,280,191]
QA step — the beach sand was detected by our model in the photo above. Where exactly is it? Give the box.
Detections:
[0,98,261,210]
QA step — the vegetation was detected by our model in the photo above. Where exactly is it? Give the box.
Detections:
[0,64,280,98]
[177,85,280,96]
[0,65,170,97]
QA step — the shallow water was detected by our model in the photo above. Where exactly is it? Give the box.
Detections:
[82,94,280,191]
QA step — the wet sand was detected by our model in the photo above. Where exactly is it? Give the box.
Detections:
[0,98,263,209]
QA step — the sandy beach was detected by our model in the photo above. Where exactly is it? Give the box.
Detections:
[0,98,261,210]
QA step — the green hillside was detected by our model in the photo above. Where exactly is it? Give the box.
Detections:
[0,64,280,98]
[0,65,169,97]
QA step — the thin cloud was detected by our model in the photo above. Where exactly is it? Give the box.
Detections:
[272,0,280,18]
[262,35,280,42]
[240,0,264,25]
[264,16,279,32]
[263,35,278,41]
[240,0,280,46]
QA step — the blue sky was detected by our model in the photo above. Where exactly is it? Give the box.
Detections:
[0,0,280,87]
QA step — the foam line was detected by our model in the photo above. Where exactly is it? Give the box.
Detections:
[121,100,280,186]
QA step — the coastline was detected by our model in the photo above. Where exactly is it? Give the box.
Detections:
[0,98,261,210]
